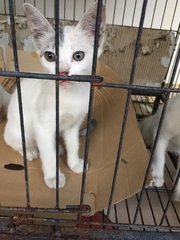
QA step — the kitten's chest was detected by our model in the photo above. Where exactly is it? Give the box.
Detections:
[36,82,89,128]
[59,85,89,114]
[59,95,88,130]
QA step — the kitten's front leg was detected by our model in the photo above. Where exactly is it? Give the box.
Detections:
[63,123,88,173]
[150,138,168,187]
[35,124,66,188]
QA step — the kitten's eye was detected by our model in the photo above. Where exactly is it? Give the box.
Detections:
[73,51,85,61]
[44,51,56,62]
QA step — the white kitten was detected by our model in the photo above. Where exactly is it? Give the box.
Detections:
[4,3,106,188]
[140,95,180,201]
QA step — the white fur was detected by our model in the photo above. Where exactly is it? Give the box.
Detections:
[0,85,10,120]
[4,3,106,188]
[140,95,180,201]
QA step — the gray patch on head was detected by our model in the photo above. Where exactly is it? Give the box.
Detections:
[59,26,64,45]
[40,27,64,58]
[39,26,65,58]
[40,34,55,58]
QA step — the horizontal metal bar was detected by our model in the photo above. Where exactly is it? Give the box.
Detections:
[3,71,180,94]
[0,204,91,214]
[8,215,180,231]
[0,226,179,240]
[0,71,103,82]
[3,69,180,94]
[0,214,179,232]
[74,230,180,240]
[97,83,180,94]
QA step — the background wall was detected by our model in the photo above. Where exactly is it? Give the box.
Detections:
[0,0,179,30]
[0,0,179,85]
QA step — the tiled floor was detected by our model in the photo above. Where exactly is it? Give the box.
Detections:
[103,95,179,231]
[105,152,180,230]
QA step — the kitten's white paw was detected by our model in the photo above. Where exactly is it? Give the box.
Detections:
[150,163,164,187]
[44,172,66,189]
[20,147,39,161]
[69,158,88,174]
[149,176,164,187]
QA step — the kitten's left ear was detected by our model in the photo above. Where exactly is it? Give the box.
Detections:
[77,2,106,38]
[23,3,54,49]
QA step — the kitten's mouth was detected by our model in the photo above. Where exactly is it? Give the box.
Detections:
[59,80,71,87]
[58,72,72,87]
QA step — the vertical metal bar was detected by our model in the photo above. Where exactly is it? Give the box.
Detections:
[133,45,180,224]
[150,0,158,28]
[106,0,148,219]
[4,0,7,14]
[8,0,30,207]
[170,0,178,30]
[73,0,76,21]
[64,0,66,20]
[136,194,145,231]
[164,179,180,222]
[125,199,131,225]
[79,0,103,215]
[145,189,158,228]
[160,171,180,225]
[121,0,127,25]
[160,0,168,29]
[155,186,170,227]
[84,0,86,13]
[114,204,118,224]
[13,0,16,15]
[112,0,117,25]
[106,90,131,219]
[78,86,94,218]
[44,0,46,17]
[92,0,103,75]
[54,0,60,208]
[131,0,137,26]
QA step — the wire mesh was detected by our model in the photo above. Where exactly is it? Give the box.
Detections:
[0,0,179,238]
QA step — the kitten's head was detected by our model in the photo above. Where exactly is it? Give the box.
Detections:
[23,3,106,81]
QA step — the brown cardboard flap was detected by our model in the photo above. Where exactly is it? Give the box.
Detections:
[0,49,149,215]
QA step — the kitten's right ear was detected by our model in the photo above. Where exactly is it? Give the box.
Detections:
[23,3,54,49]
[77,2,106,38]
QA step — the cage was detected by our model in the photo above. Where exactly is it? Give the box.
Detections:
[0,0,179,239]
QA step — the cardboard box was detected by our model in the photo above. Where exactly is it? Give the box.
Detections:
[0,49,149,216]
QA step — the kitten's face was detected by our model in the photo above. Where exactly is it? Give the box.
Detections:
[24,3,106,83]
[40,26,96,76]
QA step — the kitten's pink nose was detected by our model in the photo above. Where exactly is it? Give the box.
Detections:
[59,71,69,76]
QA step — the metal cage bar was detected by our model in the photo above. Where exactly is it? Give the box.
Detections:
[79,0,103,215]
[133,45,180,224]
[8,0,30,208]
[54,0,60,209]
[106,0,148,219]
[0,0,179,237]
